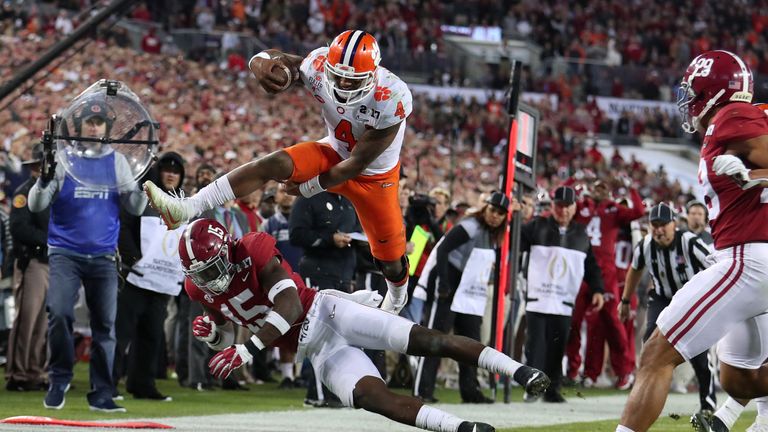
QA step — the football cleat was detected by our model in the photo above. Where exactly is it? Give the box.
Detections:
[144,180,196,229]
[691,412,729,432]
[457,421,495,432]
[513,366,550,398]
[380,290,407,315]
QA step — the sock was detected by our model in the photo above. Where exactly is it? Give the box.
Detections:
[190,175,236,214]
[715,397,745,430]
[615,426,634,432]
[385,275,408,298]
[415,405,464,432]
[279,362,294,381]
[756,396,768,417]
[478,346,522,377]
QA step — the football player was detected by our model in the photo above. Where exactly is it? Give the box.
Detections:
[181,219,549,432]
[144,30,412,314]
[617,50,768,432]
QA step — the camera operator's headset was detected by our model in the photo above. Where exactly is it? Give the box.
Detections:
[72,100,116,136]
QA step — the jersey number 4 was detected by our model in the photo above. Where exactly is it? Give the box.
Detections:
[335,119,357,151]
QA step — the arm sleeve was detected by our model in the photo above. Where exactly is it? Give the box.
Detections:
[28,163,64,212]
[435,225,470,292]
[716,105,768,144]
[631,237,646,270]
[615,188,646,223]
[288,198,332,248]
[518,219,536,253]
[583,245,605,294]
[116,154,148,216]
[688,235,713,272]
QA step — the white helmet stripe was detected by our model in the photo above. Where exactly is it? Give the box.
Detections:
[719,50,750,91]
[184,226,198,265]
[342,30,364,67]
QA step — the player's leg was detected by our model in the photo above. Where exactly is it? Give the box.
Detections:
[717,314,768,399]
[335,164,408,313]
[144,142,336,227]
[318,346,492,432]
[619,245,768,431]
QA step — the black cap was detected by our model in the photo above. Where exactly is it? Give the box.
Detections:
[196,163,216,176]
[158,157,183,172]
[261,189,277,203]
[649,203,675,224]
[81,100,110,121]
[485,191,510,212]
[553,186,576,204]
[22,143,44,165]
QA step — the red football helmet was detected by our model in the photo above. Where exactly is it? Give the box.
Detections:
[179,219,234,296]
[677,50,754,134]
[324,30,381,105]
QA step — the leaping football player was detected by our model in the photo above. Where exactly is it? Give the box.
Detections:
[144,30,412,314]
[181,219,550,432]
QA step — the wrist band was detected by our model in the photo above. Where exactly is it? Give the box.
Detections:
[299,175,326,198]
[244,335,265,356]
[265,311,291,335]
[248,51,272,69]
[621,298,631,305]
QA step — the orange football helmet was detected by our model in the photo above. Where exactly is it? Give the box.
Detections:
[324,30,381,105]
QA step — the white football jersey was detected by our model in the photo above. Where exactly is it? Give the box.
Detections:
[299,47,412,175]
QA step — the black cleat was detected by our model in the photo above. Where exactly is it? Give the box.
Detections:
[513,366,550,398]
[691,412,729,432]
[458,421,495,432]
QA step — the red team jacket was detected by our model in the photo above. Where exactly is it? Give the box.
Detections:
[184,233,317,353]
[700,102,768,249]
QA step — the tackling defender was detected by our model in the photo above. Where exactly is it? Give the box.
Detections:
[144,30,412,314]
[180,219,550,432]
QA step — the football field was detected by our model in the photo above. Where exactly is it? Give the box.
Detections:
[0,364,757,431]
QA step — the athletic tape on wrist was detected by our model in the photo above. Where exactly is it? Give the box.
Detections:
[268,278,297,303]
[249,51,272,68]
[299,175,325,198]
[244,335,265,355]
[265,311,291,335]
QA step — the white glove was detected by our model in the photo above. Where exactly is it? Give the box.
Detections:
[192,315,217,343]
[712,155,760,189]
[208,344,253,380]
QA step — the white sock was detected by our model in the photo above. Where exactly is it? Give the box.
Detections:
[385,277,408,298]
[715,397,745,430]
[415,405,464,432]
[477,346,522,377]
[190,175,236,214]
[279,362,294,381]
[615,426,634,432]
[756,396,768,417]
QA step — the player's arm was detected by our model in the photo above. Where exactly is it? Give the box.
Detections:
[207,256,304,380]
[619,239,646,321]
[615,187,645,223]
[248,49,304,94]
[309,122,401,192]
[191,304,234,351]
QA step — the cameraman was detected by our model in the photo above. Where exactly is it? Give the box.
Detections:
[403,193,444,325]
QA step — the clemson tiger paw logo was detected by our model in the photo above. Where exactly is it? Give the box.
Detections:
[374,86,391,101]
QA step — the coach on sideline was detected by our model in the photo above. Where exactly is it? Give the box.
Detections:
[619,203,716,416]
[521,186,605,403]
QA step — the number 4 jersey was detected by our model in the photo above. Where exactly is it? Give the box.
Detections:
[699,102,768,249]
[184,232,317,353]
[299,47,413,176]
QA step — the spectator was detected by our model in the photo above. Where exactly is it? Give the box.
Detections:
[415,192,510,404]
[5,144,49,392]
[29,88,148,412]
[521,186,604,403]
[114,152,187,402]
[685,200,712,245]
[141,27,162,54]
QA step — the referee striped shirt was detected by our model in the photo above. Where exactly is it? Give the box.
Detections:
[631,230,713,299]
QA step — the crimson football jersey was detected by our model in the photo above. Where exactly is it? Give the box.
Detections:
[185,232,317,352]
[575,188,645,277]
[699,102,768,249]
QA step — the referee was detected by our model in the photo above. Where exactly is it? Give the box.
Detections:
[618,203,715,416]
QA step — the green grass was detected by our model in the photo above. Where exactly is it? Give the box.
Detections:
[0,363,758,431]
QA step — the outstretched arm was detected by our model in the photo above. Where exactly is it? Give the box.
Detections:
[249,49,304,94]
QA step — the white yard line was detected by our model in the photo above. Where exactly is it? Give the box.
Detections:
[0,392,749,431]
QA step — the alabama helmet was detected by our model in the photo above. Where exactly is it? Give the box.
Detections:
[677,50,753,134]
[179,219,235,296]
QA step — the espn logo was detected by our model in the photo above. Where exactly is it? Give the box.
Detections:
[74,186,110,200]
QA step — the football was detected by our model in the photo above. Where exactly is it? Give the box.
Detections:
[271,63,292,91]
